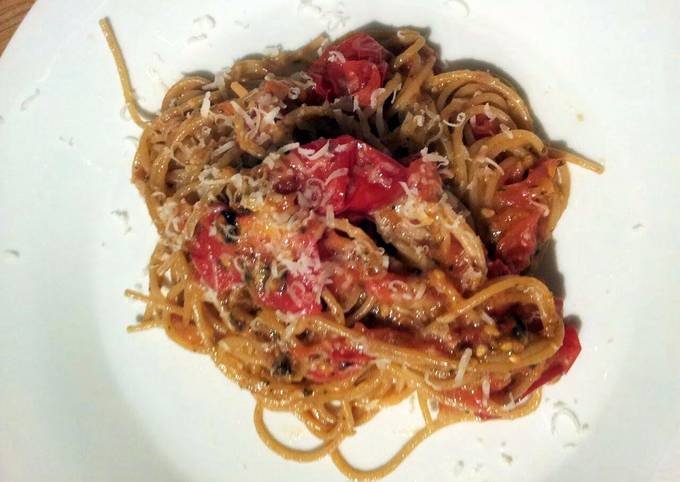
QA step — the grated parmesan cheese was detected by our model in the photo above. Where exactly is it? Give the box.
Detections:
[211,140,235,159]
[230,101,256,130]
[454,348,473,387]
[530,199,550,217]
[483,102,496,120]
[420,147,450,167]
[413,283,427,300]
[481,376,490,407]
[388,280,413,300]
[443,111,467,128]
[369,88,386,110]
[502,393,517,412]
[390,83,402,104]
[325,205,335,228]
[478,311,495,326]
[324,168,349,185]
[262,152,280,168]
[202,69,230,91]
[500,123,514,138]
[288,86,301,99]
[327,50,346,63]
[352,96,360,113]
[303,140,330,161]
[261,106,281,125]
[473,150,505,175]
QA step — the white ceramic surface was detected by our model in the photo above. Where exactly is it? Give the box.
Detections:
[1,1,679,481]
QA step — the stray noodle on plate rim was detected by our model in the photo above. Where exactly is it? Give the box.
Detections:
[100,18,602,479]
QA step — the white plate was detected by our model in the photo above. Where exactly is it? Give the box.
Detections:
[1,1,679,481]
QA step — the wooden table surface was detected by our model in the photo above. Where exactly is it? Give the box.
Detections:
[0,0,35,55]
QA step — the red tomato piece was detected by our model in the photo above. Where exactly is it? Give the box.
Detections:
[522,325,582,396]
[495,159,560,210]
[295,337,373,383]
[286,136,407,215]
[326,60,383,106]
[259,271,323,315]
[442,375,511,419]
[470,114,500,139]
[406,157,443,202]
[188,207,243,294]
[286,135,354,213]
[493,208,542,274]
[308,33,389,106]
[343,141,407,213]
[364,272,411,304]
[444,387,492,418]
[487,258,512,278]
[488,158,560,274]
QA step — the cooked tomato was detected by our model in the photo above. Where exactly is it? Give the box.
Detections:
[188,207,243,294]
[286,136,407,215]
[522,325,581,396]
[236,213,325,315]
[326,60,383,106]
[488,158,560,274]
[343,142,407,213]
[353,321,454,357]
[406,158,442,202]
[259,271,322,315]
[470,113,500,139]
[318,230,365,292]
[443,388,493,419]
[308,33,389,107]
[294,337,373,383]
[364,272,410,304]
[237,212,325,260]
[491,208,542,274]
[495,159,559,210]
[443,375,512,419]
[285,135,354,213]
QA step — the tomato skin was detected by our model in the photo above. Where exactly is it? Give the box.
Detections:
[294,337,373,383]
[259,272,322,315]
[308,33,389,106]
[237,214,325,315]
[492,208,542,274]
[325,60,383,106]
[285,135,355,213]
[343,142,407,213]
[494,159,559,210]
[488,158,560,274]
[406,158,442,202]
[188,207,242,294]
[442,375,512,419]
[470,113,500,139]
[364,272,409,303]
[285,136,407,215]
[522,325,581,396]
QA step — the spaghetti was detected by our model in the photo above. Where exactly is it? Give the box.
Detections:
[102,18,600,479]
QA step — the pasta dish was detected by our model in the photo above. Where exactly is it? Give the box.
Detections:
[101,19,602,479]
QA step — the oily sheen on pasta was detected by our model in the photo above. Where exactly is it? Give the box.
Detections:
[101,19,600,480]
